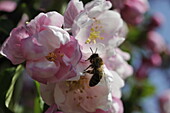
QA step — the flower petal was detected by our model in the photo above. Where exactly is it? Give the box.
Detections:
[40,83,55,105]
[0,27,28,64]
[26,58,59,84]
[64,0,84,28]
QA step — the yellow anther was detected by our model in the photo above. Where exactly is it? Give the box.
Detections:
[100,37,104,40]
[93,40,96,44]
[46,52,64,62]
[60,54,64,57]
[85,19,105,44]
[85,39,91,44]
[46,52,57,62]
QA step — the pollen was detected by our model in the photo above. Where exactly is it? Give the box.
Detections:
[85,19,104,44]
[66,76,89,92]
[46,52,57,61]
[45,52,64,62]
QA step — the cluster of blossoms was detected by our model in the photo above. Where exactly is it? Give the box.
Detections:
[0,0,133,113]
[136,13,168,79]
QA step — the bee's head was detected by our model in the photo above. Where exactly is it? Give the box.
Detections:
[86,47,99,62]
[88,53,99,63]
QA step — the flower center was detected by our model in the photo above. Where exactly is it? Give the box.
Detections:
[66,76,89,92]
[65,76,98,106]
[45,52,64,62]
[85,18,104,44]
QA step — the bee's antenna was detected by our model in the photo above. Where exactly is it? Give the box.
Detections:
[90,47,93,54]
[95,48,98,53]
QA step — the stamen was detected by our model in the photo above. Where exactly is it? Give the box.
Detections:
[46,52,57,61]
[85,19,105,44]
[66,76,89,92]
[45,52,64,62]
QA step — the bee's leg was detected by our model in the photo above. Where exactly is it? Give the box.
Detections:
[85,58,90,61]
[84,64,92,72]
[83,70,94,74]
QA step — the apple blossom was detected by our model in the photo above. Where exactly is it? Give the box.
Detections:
[40,64,124,113]
[0,11,82,84]
[104,49,133,79]
[0,0,134,112]
[71,0,124,53]
[0,11,65,64]
[26,36,82,84]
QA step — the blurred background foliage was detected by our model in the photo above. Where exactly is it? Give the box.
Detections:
[0,0,170,113]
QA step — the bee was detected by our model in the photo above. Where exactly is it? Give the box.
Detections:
[83,48,104,87]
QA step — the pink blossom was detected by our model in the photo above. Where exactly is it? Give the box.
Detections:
[72,0,124,52]
[26,37,82,84]
[159,90,170,113]
[0,11,65,64]
[105,49,133,79]
[0,12,82,84]
[147,13,164,31]
[64,0,84,29]
[0,0,17,12]
[40,64,124,113]
[150,53,162,66]
[146,31,166,53]
[120,0,149,25]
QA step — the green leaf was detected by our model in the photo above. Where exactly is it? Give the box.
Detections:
[34,81,44,113]
[5,65,24,109]
[0,67,16,113]
[140,80,155,97]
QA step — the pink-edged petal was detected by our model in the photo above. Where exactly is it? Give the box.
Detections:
[59,37,82,66]
[21,26,70,60]
[85,0,112,18]
[91,97,123,113]
[54,85,66,104]
[40,26,70,46]
[64,0,84,28]
[0,27,28,64]
[21,36,48,60]
[106,70,124,98]
[0,0,17,12]
[97,11,123,43]
[25,12,64,36]
[73,10,123,46]
[46,11,64,28]
[112,97,123,113]
[54,62,76,81]
[26,58,59,84]
[40,83,56,105]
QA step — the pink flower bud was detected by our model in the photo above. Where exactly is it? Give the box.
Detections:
[150,53,162,66]
[148,13,164,30]
[146,31,166,53]
[120,0,149,25]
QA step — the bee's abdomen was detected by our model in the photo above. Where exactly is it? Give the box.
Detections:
[89,72,102,87]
